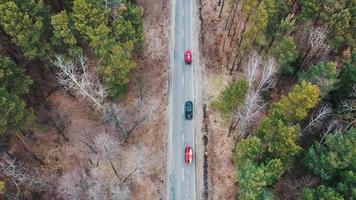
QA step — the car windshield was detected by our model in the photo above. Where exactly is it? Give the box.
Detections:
[186,103,192,111]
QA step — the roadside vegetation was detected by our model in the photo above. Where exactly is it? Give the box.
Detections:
[0,0,144,198]
[214,0,355,199]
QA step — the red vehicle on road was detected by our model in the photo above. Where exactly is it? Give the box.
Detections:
[185,145,193,164]
[184,50,192,64]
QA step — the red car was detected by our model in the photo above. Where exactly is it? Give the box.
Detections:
[184,50,192,64]
[185,145,193,164]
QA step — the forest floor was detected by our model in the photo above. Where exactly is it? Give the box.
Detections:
[7,1,171,199]
[199,1,239,199]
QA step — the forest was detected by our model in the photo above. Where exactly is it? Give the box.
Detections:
[212,0,355,199]
[0,0,145,198]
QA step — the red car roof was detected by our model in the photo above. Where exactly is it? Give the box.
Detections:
[185,50,192,64]
[185,146,193,164]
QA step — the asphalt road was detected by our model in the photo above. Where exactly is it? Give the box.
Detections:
[168,0,196,199]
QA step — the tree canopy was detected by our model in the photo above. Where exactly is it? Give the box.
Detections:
[0,57,32,136]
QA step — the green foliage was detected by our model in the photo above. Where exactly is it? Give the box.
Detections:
[304,129,355,181]
[298,61,340,96]
[235,82,321,198]
[214,79,249,121]
[303,129,356,199]
[263,159,285,185]
[278,14,295,36]
[328,7,354,51]
[233,136,263,167]
[72,0,109,42]
[236,161,274,200]
[304,185,344,200]
[265,0,294,39]
[0,181,4,193]
[244,1,268,47]
[0,1,50,60]
[329,52,356,107]
[260,114,301,163]
[70,0,144,98]
[100,43,136,99]
[271,36,299,76]
[114,3,144,53]
[0,57,32,135]
[237,159,284,200]
[51,11,82,57]
[277,81,320,122]
[300,0,320,21]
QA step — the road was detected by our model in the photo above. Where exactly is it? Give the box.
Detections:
[168,0,197,198]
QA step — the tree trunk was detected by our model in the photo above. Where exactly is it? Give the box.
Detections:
[236,51,246,71]
[313,1,324,26]
[104,146,120,180]
[300,46,312,68]
[236,0,261,44]
[226,42,238,68]
[15,133,44,165]
[263,35,276,57]
[227,1,239,36]
[230,51,240,75]
[219,0,225,17]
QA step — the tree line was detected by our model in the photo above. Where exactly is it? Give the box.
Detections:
[0,0,143,135]
[215,0,355,199]
[0,0,144,198]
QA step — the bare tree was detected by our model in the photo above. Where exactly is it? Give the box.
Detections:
[102,99,151,142]
[52,55,108,110]
[0,156,50,197]
[338,85,356,129]
[229,53,276,139]
[302,105,332,134]
[301,27,330,67]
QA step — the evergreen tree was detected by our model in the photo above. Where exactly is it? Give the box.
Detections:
[0,1,51,60]
[270,36,298,76]
[303,129,356,199]
[0,57,32,135]
[214,79,249,121]
[298,61,340,97]
[51,10,82,57]
[304,185,344,200]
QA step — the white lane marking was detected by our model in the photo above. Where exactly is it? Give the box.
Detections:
[182,76,184,86]
[182,10,184,17]
[182,168,184,181]
[183,30,184,38]
[182,133,184,142]
[182,103,184,114]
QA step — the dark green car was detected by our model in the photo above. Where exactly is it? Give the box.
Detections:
[185,101,193,119]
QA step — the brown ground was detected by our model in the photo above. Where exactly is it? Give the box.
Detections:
[199,1,239,199]
[7,1,171,199]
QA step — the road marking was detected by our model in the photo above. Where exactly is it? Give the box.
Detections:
[182,10,184,17]
[182,76,184,86]
[182,168,184,181]
[182,133,184,142]
[182,104,184,114]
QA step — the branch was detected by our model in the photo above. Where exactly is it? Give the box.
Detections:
[121,167,137,184]
[302,105,332,134]
[104,146,120,180]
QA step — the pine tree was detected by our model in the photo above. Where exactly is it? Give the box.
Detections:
[0,57,32,135]
[51,11,82,57]
[298,61,340,97]
[270,36,299,76]
[0,1,50,60]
